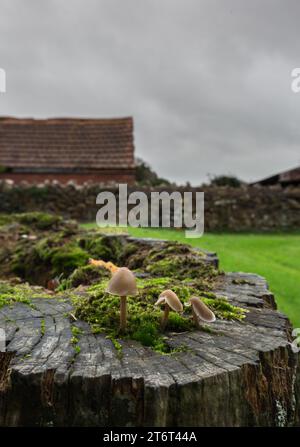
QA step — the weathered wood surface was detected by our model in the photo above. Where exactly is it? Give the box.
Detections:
[0,272,299,427]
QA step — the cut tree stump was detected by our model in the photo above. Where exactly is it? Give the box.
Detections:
[0,272,299,427]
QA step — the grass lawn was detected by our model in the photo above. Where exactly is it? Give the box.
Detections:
[82,224,300,327]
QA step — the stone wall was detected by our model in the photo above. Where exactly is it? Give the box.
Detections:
[0,179,300,231]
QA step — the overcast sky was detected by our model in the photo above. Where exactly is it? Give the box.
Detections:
[1,0,300,185]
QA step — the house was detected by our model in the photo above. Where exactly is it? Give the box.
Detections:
[251,166,300,187]
[0,116,136,184]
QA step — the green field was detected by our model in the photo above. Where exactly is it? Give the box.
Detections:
[82,224,300,327]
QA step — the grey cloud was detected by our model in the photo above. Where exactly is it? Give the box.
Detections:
[1,0,300,184]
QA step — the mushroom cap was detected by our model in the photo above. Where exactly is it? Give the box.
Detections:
[106,267,137,296]
[155,289,183,312]
[189,296,216,323]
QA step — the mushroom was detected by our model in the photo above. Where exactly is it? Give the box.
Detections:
[106,267,137,332]
[189,296,216,328]
[155,289,183,330]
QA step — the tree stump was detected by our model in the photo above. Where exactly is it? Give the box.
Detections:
[0,269,299,427]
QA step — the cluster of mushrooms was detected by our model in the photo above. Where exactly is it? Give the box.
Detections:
[106,266,215,333]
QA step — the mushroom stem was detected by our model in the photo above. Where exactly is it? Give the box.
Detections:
[192,306,201,329]
[161,304,170,330]
[120,295,127,332]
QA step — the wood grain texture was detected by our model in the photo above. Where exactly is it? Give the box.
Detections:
[0,272,299,427]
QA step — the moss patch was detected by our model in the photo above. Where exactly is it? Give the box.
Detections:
[17,212,63,231]
[69,276,246,354]
[0,281,52,309]
[0,213,125,285]
[59,264,110,289]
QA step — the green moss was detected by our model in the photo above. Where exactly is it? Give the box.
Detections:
[41,318,45,336]
[11,232,95,284]
[145,255,218,281]
[51,245,89,276]
[11,236,90,283]
[0,214,15,227]
[107,336,123,357]
[122,242,139,257]
[0,281,50,309]
[147,242,198,262]
[167,312,193,331]
[74,345,81,354]
[17,212,62,230]
[0,282,31,308]
[71,325,83,352]
[201,295,247,321]
[78,233,123,263]
[131,321,165,350]
[61,264,110,289]
[34,236,59,261]
[70,280,168,352]
[68,275,246,354]
[0,212,217,287]
[0,212,247,355]
[0,211,64,231]
[0,278,246,356]
[71,326,83,337]
[0,213,104,284]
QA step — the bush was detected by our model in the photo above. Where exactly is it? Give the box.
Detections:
[208,175,243,188]
[135,158,170,186]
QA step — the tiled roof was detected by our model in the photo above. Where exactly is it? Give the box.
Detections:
[252,166,300,185]
[0,117,135,170]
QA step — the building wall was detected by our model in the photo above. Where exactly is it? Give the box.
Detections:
[0,170,136,185]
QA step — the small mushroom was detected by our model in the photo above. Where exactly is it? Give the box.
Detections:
[106,267,137,332]
[155,289,183,330]
[189,296,216,328]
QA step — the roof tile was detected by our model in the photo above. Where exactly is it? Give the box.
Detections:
[0,117,135,170]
